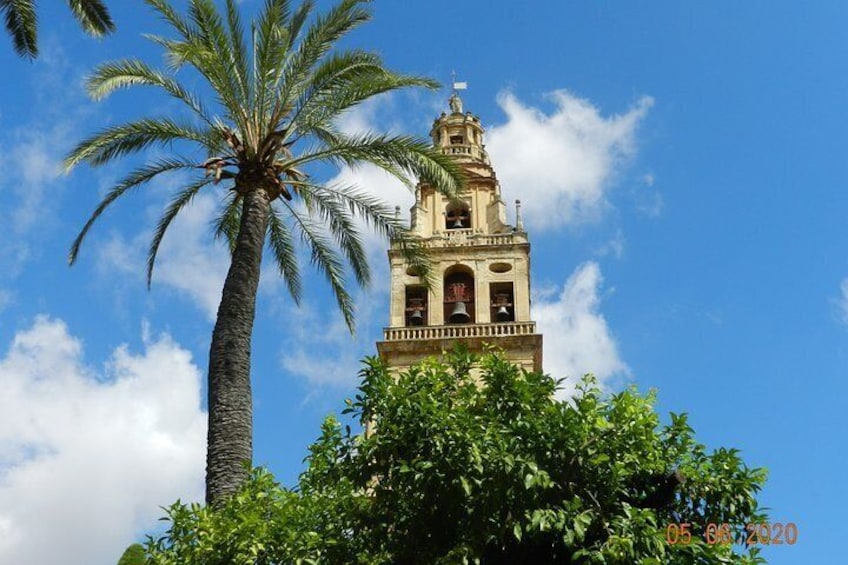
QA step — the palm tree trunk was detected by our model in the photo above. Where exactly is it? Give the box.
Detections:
[205,187,270,505]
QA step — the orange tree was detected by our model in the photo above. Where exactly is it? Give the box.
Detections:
[144,349,768,564]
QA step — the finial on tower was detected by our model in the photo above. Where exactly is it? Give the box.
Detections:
[515,199,524,231]
[449,70,467,114]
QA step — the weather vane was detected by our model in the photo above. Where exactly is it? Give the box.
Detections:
[450,70,467,113]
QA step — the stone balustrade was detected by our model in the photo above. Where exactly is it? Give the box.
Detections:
[383,321,537,341]
[439,144,487,161]
[392,230,526,250]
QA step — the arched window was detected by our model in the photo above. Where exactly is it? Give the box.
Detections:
[446,201,471,230]
[444,266,475,324]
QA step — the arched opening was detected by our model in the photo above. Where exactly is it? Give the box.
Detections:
[446,201,471,230]
[405,286,427,326]
[490,282,515,323]
[444,266,475,324]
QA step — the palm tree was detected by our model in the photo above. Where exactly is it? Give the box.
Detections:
[1,0,114,58]
[65,0,462,505]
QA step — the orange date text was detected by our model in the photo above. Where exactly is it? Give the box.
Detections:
[665,522,798,546]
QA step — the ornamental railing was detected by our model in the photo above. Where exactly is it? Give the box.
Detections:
[382,321,537,342]
[392,230,526,249]
[439,144,488,162]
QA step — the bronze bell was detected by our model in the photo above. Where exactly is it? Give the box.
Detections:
[410,309,424,325]
[451,217,464,228]
[495,305,511,322]
[449,301,471,323]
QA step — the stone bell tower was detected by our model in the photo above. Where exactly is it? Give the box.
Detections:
[376,90,543,372]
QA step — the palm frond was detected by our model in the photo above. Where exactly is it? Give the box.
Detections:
[147,176,213,286]
[69,158,199,264]
[388,225,436,289]
[65,118,212,169]
[296,181,436,288]
[254,0,293,126]
[86,59,213,127]
[287,133,463,197]
[278,49,383,133]
[145,0,248,133]
[213,190,242,253]
[267,203,302,304]
[296,181,400,238]
[67,0,114,36]
[187,0,252,143]
[296,66,438,134]
[284,201,355,332]
[277,0,369,117]
[224,0,250,109]
[285,0,312,51]
[144,0,195,41]
[298,182,369,287]
[1,0,37,57]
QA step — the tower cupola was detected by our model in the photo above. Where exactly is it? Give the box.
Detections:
[430,91,490,166]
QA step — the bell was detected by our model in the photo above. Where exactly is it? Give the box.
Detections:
[449,301,471,323]
[410,309,424,325]
[451,217,464,228]
[495,305,511,322]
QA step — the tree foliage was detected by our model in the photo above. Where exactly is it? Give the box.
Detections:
[116,543,145,565]
[1,0,114,58]
[144,349,768,564]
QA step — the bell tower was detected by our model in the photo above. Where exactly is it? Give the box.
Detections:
[376,90,543,372]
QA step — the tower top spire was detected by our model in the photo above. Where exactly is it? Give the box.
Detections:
[449,71,467,114]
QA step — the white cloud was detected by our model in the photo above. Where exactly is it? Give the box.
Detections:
[0,316,206,565]
[486,90,653,230]
[279,287,385,388]
[595,228,626,259]
[0,108,70,279]
[839,278,848,325]
[336,94,402,137]
[0,42,89,276]
[98,192,231,321]
[0,289,11,314]
[533,262,628,398]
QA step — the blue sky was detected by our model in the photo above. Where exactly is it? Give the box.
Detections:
[0,1,845,563]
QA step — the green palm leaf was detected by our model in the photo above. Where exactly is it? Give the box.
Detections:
[213,190,243,253]
[68,158,199,265]
[65,118,211,168]
[86,59,213,127]
[2,0,114,58]
[284,200,355,330]
[267,204,303,304]
[1,0,36,57]
[147,177,214,286]
[67,0,114,36]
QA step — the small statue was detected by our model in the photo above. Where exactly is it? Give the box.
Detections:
[449,92,463,114]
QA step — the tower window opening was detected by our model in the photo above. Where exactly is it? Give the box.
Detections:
[444,268,475,324]
[450,135,464,145]
[446,201,471,230]
[490,282,515,323]
[405,286,427,326]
